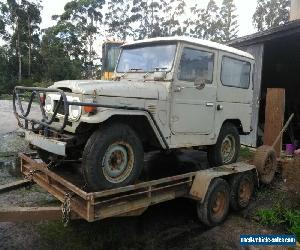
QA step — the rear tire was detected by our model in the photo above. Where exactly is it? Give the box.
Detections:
[229,172,255,211]
[82,123,144,191]
[208,123,240,167]
[197,178,230,227]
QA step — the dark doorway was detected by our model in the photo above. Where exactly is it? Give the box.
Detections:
[258,32,300,146]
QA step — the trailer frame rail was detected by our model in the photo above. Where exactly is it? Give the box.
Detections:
[20,153,198,222]
[8,153,257,223]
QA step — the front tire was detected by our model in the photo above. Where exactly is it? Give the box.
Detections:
[82,123,144,191]
[208,123,240,167]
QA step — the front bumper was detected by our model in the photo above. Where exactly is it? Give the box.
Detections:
[25,131,66,156]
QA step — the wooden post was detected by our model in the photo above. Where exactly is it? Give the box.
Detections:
[263,88,285,157]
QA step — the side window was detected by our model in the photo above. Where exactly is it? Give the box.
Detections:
[221,56,251,89]
[178,48,214,83]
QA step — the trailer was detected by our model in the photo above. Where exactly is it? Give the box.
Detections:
[0,151,276,227]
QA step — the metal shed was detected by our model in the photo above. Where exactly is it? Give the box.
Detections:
[229,19,300,147]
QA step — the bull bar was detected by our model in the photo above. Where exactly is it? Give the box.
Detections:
[13,86,169,148]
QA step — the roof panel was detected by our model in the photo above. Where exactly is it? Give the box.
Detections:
[229,19,300,46]
[123,36,255,60]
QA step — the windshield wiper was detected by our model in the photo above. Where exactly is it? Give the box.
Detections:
[119,68,142,79]
[129,68,143,72]
[154,67,168,71]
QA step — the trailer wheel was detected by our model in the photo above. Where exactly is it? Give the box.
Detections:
[229,172,254,211]
[82,123,144,191]
[207,123,240,167]
[197,178,230,227]
[253,145,277,184]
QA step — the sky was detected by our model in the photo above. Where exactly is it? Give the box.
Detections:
[40,0,258,37]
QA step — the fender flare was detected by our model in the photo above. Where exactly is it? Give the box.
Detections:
[80,108,169,149]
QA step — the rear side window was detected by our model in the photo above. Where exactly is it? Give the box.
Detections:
[221,56,251,89]
[178,48,214,83]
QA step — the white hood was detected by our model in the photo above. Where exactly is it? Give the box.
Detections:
[50,80,169,100]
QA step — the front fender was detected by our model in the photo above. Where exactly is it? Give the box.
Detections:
[80,108,168,149]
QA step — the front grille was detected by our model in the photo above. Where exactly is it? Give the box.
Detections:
[54,100,66,115]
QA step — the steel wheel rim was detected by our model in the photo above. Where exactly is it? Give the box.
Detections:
[238,179,252,206]
[263,155,274,174]
[221,135,236,164]
[212,191,226,218]
[102,141,134,183]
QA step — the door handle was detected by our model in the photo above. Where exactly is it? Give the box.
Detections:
[206,102,214,107]
[217,104,223,110]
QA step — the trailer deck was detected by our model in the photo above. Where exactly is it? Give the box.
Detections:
[16,153,257,224]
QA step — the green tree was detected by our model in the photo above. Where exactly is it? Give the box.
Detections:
[0,2,6,36]
[0,46,11,94]
[161,0,186,36]
[23,0,42,78]
[131,0,151,39]
[54,0,105,78]
[203,0,222,41]
[130,0,164,39]
[40,26,83,82]
[188,4,205,38]
[253,0,290,31]
[189,0,222,42]
[105,0,132,40]
[0,0,42,89]
[219,0,239,42]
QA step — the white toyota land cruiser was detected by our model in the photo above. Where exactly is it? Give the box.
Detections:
[14,37,254,191]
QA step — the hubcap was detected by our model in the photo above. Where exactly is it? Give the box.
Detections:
[102,141,134,183]
[221,135,236,164]
[212,191,226,218]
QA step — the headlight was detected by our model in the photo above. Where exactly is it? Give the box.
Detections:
[69,101,81,120]
[45,96,52,112]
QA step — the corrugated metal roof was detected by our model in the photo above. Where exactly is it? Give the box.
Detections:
[229,19,300,46]
[123,36,255,59]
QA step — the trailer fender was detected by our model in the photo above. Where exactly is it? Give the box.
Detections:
[189,162,257,202]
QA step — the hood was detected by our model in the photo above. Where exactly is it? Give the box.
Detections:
[50,80,169,100]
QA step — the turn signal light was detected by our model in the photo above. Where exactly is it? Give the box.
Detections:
[84,106,96,113]
[40,94,46,106]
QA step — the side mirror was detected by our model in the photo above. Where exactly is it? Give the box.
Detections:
[153,71,167,81]
[194,78,206,90]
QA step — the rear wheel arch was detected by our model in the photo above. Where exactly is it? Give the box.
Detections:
[222,119,245,135]
[208,122,240,166]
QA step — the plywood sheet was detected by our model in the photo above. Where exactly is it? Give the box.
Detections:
[263,88,285,156]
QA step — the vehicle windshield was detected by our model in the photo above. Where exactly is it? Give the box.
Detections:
[116,43,177,73]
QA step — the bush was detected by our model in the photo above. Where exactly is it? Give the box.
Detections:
[257,203,300,241]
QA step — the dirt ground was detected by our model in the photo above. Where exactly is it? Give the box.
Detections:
[0,135,295,250]
[281,157,300,198]
[0,100,299,250]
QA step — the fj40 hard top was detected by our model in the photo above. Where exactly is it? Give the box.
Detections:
[13,36,255,191]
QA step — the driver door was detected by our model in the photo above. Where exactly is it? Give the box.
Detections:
[170,45,217,134]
